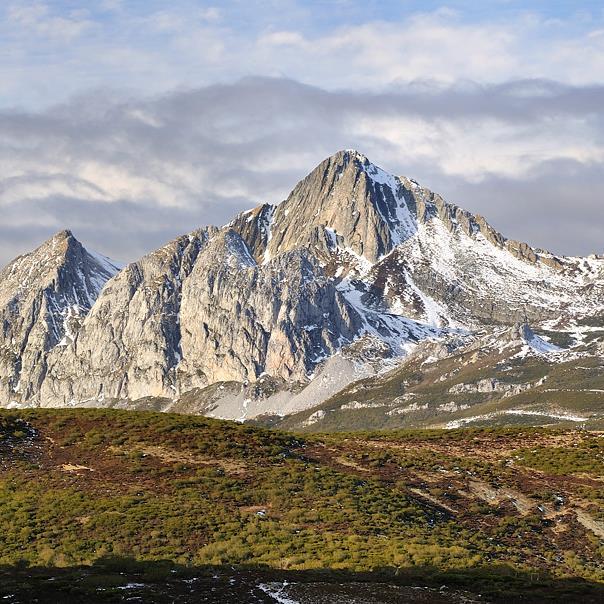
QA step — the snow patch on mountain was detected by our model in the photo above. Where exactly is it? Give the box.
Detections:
[520,325,562,355]
[446,409,592,429]
[336,275,457,357]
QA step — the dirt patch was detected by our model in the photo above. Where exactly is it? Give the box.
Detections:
[466,480,537,515]
[239,505,271,516]
[61,464,94,472]
[408,487,458,514]
[334,454,372,473]
[575,509,604,539]
[108,444,248,475]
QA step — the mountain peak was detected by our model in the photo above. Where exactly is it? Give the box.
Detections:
[30,229,83,263]
[326,149,380,174]
[230,150,570,282]
[337,148,369,162]
[53,228,74,240]
[43,229,77,250]
[32,230,122,278]
[0,229,122,401]
[247,149,416,264]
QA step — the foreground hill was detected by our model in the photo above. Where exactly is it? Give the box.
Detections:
[1,409,603,602]
[1,151,603,429]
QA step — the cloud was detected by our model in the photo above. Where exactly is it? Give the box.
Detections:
[6,1,93,41]
[1,4,604,109]
[262,15,519,87]
[0,77,603,266]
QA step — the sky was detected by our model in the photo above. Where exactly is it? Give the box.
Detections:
[0,1,603,265]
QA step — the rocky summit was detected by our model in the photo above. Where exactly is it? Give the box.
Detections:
[1,151,604,429]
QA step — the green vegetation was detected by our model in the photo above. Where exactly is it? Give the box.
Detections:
[0,415,31,441]
[0,409,603,602]
[515,438,604,475]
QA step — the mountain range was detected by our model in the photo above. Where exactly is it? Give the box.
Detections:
[1,150,603,430]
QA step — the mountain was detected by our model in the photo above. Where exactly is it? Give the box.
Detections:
[39,227,360,406]
[1,151,603,428]
[0,230,120,405]
[232,150,603,327]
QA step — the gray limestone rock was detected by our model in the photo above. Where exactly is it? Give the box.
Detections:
[38,228,216,405]
[36,228,363,407]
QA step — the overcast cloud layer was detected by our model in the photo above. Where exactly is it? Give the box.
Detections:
[0,2,603,265]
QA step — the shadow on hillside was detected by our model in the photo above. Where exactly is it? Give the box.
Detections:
[1,556,603,604]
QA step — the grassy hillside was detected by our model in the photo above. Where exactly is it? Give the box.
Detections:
[0,409,603,602]
[271,342,604,432]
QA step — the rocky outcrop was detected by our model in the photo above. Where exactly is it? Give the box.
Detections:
[448,377,546,396]
[229,204,274,263]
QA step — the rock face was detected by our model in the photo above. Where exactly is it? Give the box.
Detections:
[0,231,120,404]
[263,150,402,263]
[39,228,215,405]
[1,150,604,417]
[37,228,362,406]
[177,233,362,387]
